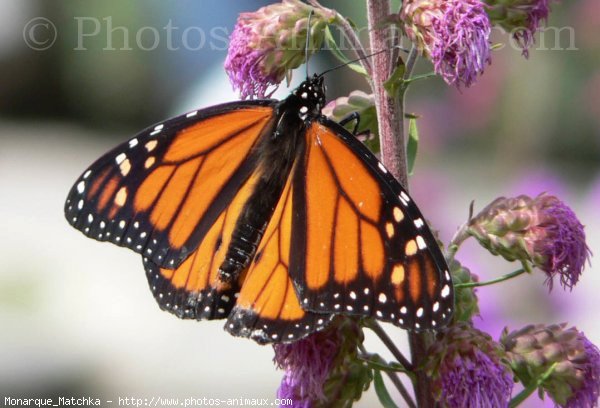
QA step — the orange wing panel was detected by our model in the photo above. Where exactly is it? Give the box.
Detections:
[312,123,381,221]
[157,172,260,293]
[168,123,266,249]
[135,165,175,212]
[304,133,337,291]
[235,175,306,322]
[164,107,272,162]
[150,158,202,231]
[334,198,359,284]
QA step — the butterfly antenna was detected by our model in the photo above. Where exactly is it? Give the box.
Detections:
[319,46,407,77]
[305,10,314,79]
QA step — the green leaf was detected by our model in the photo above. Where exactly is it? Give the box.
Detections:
[383,61,405,97]
[374,370,400,408]
[347,63,368,76]
[407,118,419,176]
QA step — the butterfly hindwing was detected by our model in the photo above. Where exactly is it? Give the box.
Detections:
[65,101,276,269]
[225,164,334,344]
[289,119,454,331]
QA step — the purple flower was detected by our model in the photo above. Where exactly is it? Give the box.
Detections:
[536,196,591,290]
[274,330,340,406]
[485,0,551,57]
[273,318,371,407]
[402,0,492,88]
[224,0,336,99]
[426,323,514,407]
[441,350,513,407]
[467,194,591,290]
[225,22,280,100]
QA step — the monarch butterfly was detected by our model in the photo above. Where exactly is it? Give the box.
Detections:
[64,74,454,344]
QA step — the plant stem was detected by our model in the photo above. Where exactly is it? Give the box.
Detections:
[366,0,407,186]
[307,0,372,75]
[366,320,413,371]
[359,344,416,408]
[456,268,527,289]
[385,371,417,408]
[366,1,434,406]
[509,363,557,407]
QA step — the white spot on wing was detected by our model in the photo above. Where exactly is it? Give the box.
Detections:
[441,285,450,298]
[416,235,427,250]
[129,138,138,148]
[378,162,388,173]
[186,110,198,118]
[115,153,126,165]
[77,181,85,194]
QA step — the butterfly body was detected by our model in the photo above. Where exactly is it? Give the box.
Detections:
[66,74,453,344]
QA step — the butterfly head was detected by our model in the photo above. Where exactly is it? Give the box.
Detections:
[292,74,326,119]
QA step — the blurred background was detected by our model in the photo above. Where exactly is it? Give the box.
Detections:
[1,0,598,407]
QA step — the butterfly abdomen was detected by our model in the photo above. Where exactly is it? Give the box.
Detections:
[217,104,306,285]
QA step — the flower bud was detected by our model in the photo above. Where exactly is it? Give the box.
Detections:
[502,323,600,407]
[322,91,379,147]
[467,194,591,290]
[449,260,480,323]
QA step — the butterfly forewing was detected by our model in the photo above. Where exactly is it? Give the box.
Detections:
[288,119,453,331]
[65,102,276,270]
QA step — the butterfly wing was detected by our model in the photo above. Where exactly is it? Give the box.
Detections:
[65,101,276,269]
[142,170,262,320]
[289,119,454,331]
[224,165,334,344]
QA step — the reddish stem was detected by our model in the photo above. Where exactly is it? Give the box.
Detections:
[366,0,407,187]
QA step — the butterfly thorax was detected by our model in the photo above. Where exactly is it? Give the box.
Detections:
[288,74,326,122]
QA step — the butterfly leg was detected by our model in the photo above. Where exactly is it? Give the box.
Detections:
[338,112,361,136]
